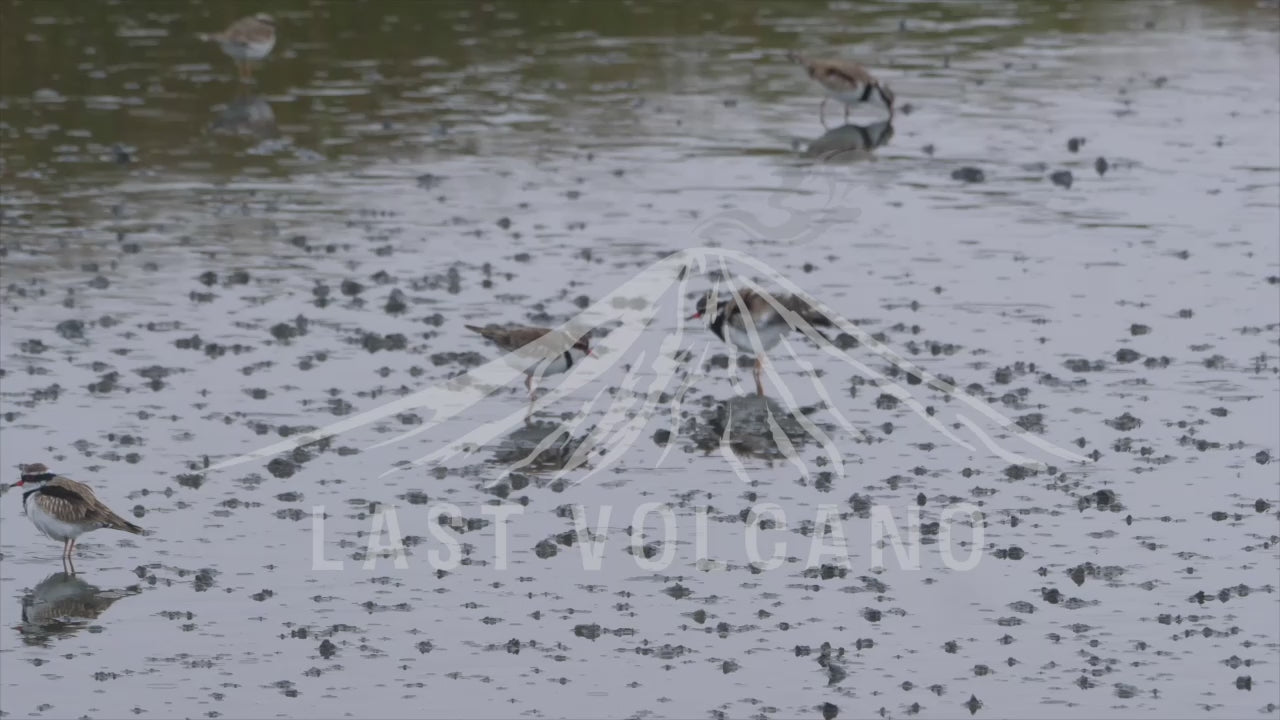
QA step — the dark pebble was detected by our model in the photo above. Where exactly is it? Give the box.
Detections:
[1106,412,1142,431]
[55,319,85,340]
[267,458,296,478]
[416,173,444,190]
[875,394,899,410]
[1095,157,1109,175]
[1050,170,1074,189]
[951,167,985,183]
[1067,137,1085,152]
[1114,348,1141,363]
[384,289,408,315]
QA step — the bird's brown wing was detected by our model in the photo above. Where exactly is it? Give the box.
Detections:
[820,60,875,88]
[466,324,553,353]
[30,482,100,526]
[781,294,834,327]
[791,54,876,92]
[37,477,143,534]
[224,16,273,44]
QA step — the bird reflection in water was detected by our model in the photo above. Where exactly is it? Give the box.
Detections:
[16,563,141,647]
[692,393,819,464]
[490,419,586,477]
[210,91,278,140]
[802,120,894,163]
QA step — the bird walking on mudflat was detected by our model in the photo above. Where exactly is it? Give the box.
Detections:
[787,51,895,126]
[11,464,145,559]
[465,324,594,401]
[688,288,833,396]
[199,13,277,83]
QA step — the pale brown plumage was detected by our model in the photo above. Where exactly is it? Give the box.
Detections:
[14,463,144,559]
[465,324,592,400]
[787,51,895,126]
[27,479,142,533]
[690,289,833,396]
[199,13,277,82]
[466,324,556,353]
[720,290,831,327]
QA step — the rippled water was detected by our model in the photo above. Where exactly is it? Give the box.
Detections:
[2,1,1278,718]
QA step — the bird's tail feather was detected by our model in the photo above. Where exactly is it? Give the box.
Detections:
[108,515,146,536]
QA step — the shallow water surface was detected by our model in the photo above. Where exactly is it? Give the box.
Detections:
[1,1,1278,719]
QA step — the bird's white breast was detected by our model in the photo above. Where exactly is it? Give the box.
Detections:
[223,37,275,61]
[506,345,584,378]
[26,498,90,542]
[725,317,788,353]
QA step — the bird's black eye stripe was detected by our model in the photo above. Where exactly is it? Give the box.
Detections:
[21,472,55,483]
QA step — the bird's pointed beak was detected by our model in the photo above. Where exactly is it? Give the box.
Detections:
[588,349,597,358]
[10,480,23,487]
[686,311,702,321]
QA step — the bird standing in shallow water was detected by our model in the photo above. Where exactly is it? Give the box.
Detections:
[11,464,145,559]
[199,13,277,83]
[787,51,895,126]
[465,324,594,401]
[688,289,833,396]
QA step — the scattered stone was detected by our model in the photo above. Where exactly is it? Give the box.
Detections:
[951,167,985,183]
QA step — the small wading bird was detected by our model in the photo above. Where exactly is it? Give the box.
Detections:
[198,13,277,82]
[688,288,834,396]
[787,51,895,126]
[11,464,145,559]
[465,324,594,401]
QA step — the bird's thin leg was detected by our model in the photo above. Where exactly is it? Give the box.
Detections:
[754,356,765,397]
[819,97,830,129]
[62,538,72,559]
[63,556,77,576]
